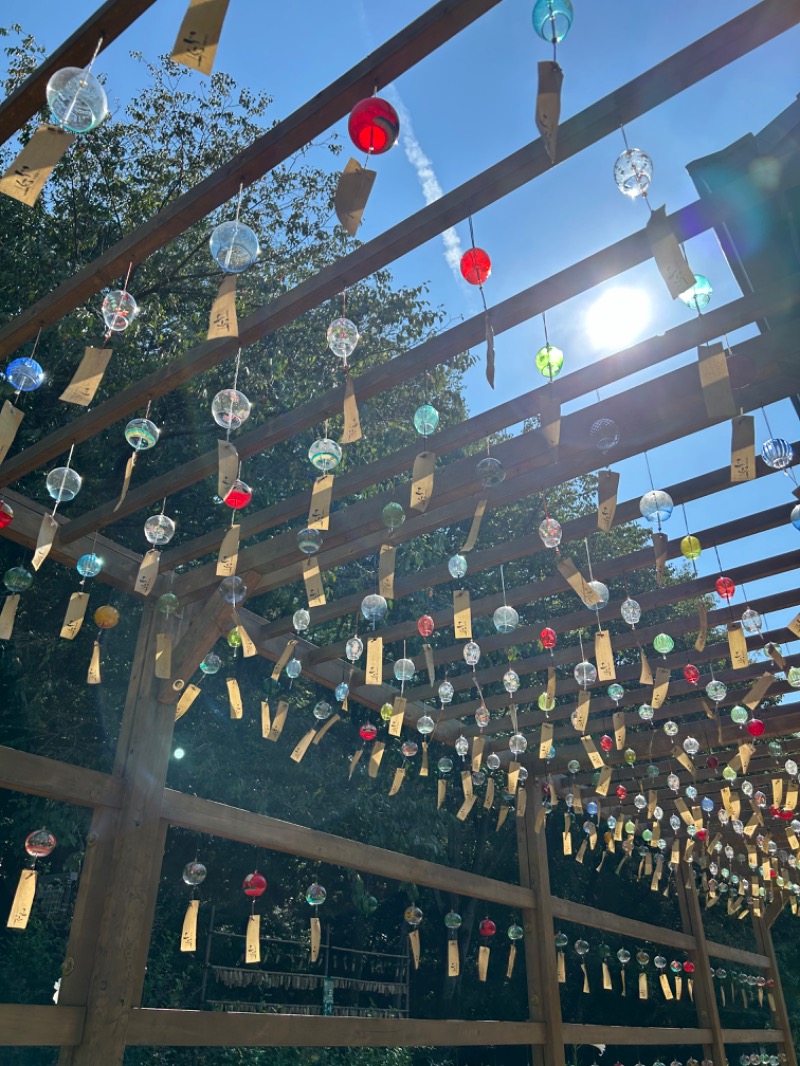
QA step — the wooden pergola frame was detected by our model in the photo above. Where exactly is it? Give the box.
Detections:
[1,1,800,1063]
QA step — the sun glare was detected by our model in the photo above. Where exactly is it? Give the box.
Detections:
[586,287,650,350]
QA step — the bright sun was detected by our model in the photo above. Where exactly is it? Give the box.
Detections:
[585,286,650,350]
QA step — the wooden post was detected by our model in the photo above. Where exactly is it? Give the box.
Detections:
[58,606,175,1066]
[673,861,726,1066]
[751,912,798,1066]
[517,781,565,1066]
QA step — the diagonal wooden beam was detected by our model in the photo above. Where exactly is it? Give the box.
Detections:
[0,0,503,360]
[0,487,158,593]
[160,789,534,908]
[0,0,157,147]
[169,326,796,609]
[159,276,800,571]
[5,0,800,494]
[248,436,800,662]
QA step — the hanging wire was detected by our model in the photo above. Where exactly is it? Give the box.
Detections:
[680,502,699,578]
[583,536,603,632]
[619,123,654,217]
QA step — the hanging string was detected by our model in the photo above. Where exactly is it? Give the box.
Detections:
[467,215,491,318]
[643,450,656,492]
[85,37,104,75]
[680,503,698,578]
[619,123,654,217]
[224,348,244,445]
[712,543,736,627]
[541,311,556,385]
[499,564,507,605]
[11,329,43,402]
[235,182,243,224]
[583,536,602,632]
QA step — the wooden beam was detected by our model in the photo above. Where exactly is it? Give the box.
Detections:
[4,107,797,513]
[764,894,788,929]
[160,789,534,909]
[0,0,503,359]
[174,325,800,608]
[0,487,159,595]
[561,1024,785,1045]
[518,788,565,1066]
[52,231,800,551]
[673,862,726,1064]
[125,1010,545,1047]
[242,432,800,664]
[0,0,156,147]
[62,608,175,1066]
[549,896,696,951]
[0,744,122,809]
[704,941,770,969]
[0,1004,85,1046]
[157,277,800,571]
[751,914,799,1066]
[410,504,795,704]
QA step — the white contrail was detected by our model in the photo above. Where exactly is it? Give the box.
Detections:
[383,88,464,279]
[352,1,463,278]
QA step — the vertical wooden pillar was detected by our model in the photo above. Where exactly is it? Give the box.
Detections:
[673,861,726,1066]
[751,912,798,1066]
[516,780,565,1066]
[58,606,176,1066]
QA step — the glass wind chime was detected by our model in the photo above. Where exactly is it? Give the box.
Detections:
[460,216,495,386]
[531,0,573,163]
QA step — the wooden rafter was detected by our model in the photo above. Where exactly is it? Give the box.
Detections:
[0,0,504,357]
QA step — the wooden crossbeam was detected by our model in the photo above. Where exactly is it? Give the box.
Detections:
[0,1004,85,1046]
[0,744,123,808]
[161,277,800,572]
[2,107,796,514]
[62,266,800,562]
[160,788,534,908]
[549,896,695,951]
[0,0,156,146]
[265,439,799,664]
[189,329,799,611]
[441,581,800,717]
[561,1024,784,1046]
[384,508,798,697]
[531,695,800,772]
[0,487,155,593]
[125,1011,545,1047]
[0,0,503,359]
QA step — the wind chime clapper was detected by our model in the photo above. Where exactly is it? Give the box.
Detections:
[639,453,674,586]
[334,89,399,237]
[532,0,571,163]
[0,36,108,208]
[460,215,495,387]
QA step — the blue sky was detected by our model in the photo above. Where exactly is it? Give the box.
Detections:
[6,1,800,663]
